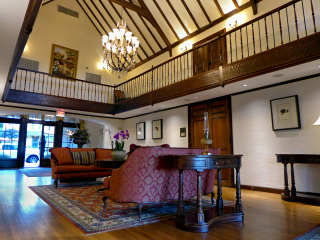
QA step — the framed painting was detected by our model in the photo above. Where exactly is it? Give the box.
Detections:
[152,119,162,139]
[270,95,301,131]
[136,122,145,140]
[49,44,79,79]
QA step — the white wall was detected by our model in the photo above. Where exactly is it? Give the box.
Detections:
[232,77,320,193]
[22,0,120,85]
[123,106,189,151]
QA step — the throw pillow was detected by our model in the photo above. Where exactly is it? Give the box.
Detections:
[71,151,96,165]
[50,147,73,165]
[94,148,112,160]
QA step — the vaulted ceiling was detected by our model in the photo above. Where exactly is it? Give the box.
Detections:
[42,0,257,68]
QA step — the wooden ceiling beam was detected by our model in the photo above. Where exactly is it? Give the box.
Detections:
[197,0,211,24]
[232,0,239,9]
[109,0,171,49]
[180,0,199,29]
[153,0,179,41]
[251,0,258,15]
[166,0,190,36]
[76,0,102,35]
[139,16,163,50]
[90,0,113,32]
[42,0,55,6]
[213,0,224,16]
[109,1,149,59]
[82,0,108,34]
[122,7,156,55]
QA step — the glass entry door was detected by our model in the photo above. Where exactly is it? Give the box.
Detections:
[25,123,55,167]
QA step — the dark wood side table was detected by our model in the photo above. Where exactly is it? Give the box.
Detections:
[276,154,320,204]
[173,154,243,233]
[94,159,126,169]
[95,159,126,192]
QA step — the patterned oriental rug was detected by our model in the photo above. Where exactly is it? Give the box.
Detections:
[30,183,234,235]
[295,224,320,240]
[19,167,52,177]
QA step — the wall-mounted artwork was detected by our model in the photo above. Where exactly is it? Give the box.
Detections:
[152,119,162,139]
[270,95,301,131]
[180,127,186,137]
[136,122,145,140]
[49,44,78,79]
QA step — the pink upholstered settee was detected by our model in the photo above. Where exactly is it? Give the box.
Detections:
[102,147,220,220]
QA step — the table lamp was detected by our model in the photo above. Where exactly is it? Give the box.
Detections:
[201,112,213,155]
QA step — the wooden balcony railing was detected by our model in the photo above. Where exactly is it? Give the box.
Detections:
[11,0,320,106]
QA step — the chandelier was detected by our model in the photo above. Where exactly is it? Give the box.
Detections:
[102,19,139,78]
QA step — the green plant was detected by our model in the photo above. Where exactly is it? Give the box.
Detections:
[69,122,90,144]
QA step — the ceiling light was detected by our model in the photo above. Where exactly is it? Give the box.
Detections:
[243,84,247,87]
[161,105,164,107]
[195,97,198,99]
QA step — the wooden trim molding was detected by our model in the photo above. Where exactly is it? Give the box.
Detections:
[240,185,283,194]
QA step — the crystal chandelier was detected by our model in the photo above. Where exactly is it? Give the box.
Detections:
[102,19,139,78]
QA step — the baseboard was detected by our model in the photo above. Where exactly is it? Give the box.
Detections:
[240,185,283,194]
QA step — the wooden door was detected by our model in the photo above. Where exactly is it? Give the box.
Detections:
[189,98,233,186]
[193,29,227,76]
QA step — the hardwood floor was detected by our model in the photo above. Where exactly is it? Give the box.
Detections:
[0,169,319,240]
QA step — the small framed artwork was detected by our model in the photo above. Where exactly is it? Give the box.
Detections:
[152,119,162,139]
[180,127,186,137]
[136,122,145,140]
[270,95,301,131]
[49,44,79,79]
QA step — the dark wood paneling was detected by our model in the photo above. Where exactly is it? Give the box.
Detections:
[6,90,114,114]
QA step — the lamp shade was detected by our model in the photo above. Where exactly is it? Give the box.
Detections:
[313,116,320,126]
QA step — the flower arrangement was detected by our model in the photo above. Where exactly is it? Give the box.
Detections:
[113,130,129,151]
[69,122,90,145]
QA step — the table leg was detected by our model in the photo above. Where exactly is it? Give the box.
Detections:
[177,169,184,218]
[283,163,290,196]
[197,170,204,223]
[235,167,243,213]
[216,169,223,215]
[290,163,296,197]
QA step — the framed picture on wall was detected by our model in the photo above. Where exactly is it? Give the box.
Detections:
[270,95,301,131]
[152,119,162,139]
[49,44,79,79]
[136,122,145,140]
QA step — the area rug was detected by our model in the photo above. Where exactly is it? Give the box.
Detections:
[295,224,320,240]
[19,167,51,177]
[30,183,234,235]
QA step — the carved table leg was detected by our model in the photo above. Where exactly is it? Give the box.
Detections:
[290,163,296,197]
[283,163,290,196]
[196,170,204,223]
[177,169,184,218]
[216,169,223,215]
[235,167,243,213]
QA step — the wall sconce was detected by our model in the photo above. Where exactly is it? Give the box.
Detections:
[180,45,187,53]
[229,20,238,29]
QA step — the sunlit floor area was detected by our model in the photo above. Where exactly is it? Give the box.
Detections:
[0,169,319,240]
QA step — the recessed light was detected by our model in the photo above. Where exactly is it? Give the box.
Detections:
[195,97,198,99]
[243,84,247,87]
[161,105,164,107]
[273,74,284,78]
[318,65,320,68]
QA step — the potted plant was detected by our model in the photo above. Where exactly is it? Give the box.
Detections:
[112,130,129,160]
[69,122,90,148]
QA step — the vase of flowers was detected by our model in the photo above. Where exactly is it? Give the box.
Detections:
[111,130,129,160]
[69,122,90,148]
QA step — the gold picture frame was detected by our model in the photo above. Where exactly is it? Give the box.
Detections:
[49,44,79,79]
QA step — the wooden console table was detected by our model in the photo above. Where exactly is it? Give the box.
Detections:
[173,154,243,233]
[277,154,320,205]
